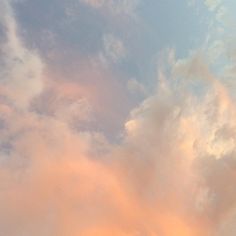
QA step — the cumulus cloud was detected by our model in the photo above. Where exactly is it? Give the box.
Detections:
[1,0,236,236]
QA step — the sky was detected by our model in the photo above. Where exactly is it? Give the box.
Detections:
[1,0,236,235]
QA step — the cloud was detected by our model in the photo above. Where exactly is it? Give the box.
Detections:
[207,40,225,63]
[204,0,230,26]
[2,48,236,235]
[80,0,105,8]
[127,78,147,96]
[1,1,236,236]
[204,0,222,12]
[0,0,44,110]
[80,0,139,16]
[173,51,213,81]
[102,34,126,63]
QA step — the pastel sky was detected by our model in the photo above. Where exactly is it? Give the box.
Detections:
[1,0,236,235]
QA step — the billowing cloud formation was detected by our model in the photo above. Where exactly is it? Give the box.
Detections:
[1,1,236,236]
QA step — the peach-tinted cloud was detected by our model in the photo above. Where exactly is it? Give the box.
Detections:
[3,60,236,235]
[1,1,236,236]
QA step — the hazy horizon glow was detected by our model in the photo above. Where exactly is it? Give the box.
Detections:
[1,0,236,235]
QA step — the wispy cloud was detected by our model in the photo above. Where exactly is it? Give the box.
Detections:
[0,0,44,110]
[80,0,139,16]
[204,0,222,11]
[102,33,126,63]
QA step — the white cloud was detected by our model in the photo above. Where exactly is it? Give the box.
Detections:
[173,51,213,81]
[216,5,228,22]
[127,78,147,96]
[207,40,225,63]
[102,34,126,63]
[80,0,139,16]
[81,0,104,8]
[204,0,221,11]
[0,0,44,109]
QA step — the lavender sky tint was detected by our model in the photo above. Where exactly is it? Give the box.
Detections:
[1,0,236,235]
